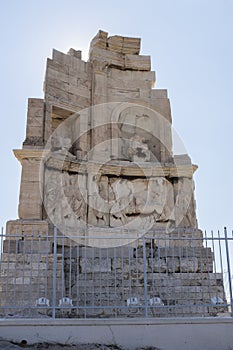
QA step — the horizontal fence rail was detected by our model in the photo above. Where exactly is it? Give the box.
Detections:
[0,227,232,319]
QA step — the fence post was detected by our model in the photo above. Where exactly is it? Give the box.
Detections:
[142,235,148,317]
[52,226,57,319]
[224,227,233,317]
[0,227,3,257]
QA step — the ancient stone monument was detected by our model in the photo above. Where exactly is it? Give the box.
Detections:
[0,30,226,317]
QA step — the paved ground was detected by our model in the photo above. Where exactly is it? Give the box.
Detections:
[0,340,160,350]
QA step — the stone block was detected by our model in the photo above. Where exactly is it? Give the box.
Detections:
[68,93,90,108]
[18,240,52,254]
[53,49,72,65]
[108,87,140,98]
[46,58,69,75]
[68,84,91,99]
[18,181,42,220]
[151,89,168,98]
[180,257,199,272]
[93,73,107,98]
[44,78,69,92]
[45,66,70,84]
[6,220,49,237]
[89,30,108,51]
[125,54,151,71]
[150,97,172,122]
[110,68,133,80]
[80,258,112,273]
[67,48,82,59]
[51,49,87,72]
[45,85,70,101]
[69,55,87,72]
[90,46,124,68]
[78,246,133,258]
[51,49,86,75]
[2,240,19,253]
[24,98,44,144]
[121,37,141,54]
[107,35,141,55]
[112,258,146,273]
[20,158,41,183]
[140,88,151,99]
[15,277,31,285]
[68,67,90,81]
[108,77,153,93]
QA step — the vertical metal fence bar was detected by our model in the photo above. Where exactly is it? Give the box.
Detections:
[135,243,139,305]
[69,239,72,300]
[91,245,95,314]
[128,242,132,309]
[211,230,219,301]
[142,235,148,317]
[157,234,162,313]
[0,228,3,315]
[0,227,3,257]
[22,233,26,310]
[138,241,142,313]
[149,239,154,308]
[204,230,212,304]
[29,232,33,314]
[99,246,102,308]
[171,234,177,317]
[164,234,169,316]
[224,227,233,316]
[84,233,87,318]
[191,229,198,315]
[52,226,57,319]
[121,245,124,312]
[76,244,80,316]
[178,229,183,316]
[218,230,224,280]
[217,230,225,306]
[5,234,11,315]
[106,245,110,309]
[61,233,65,300]
[13,237,19,309]
[199,237,205,315]
[45,229,49,302]
[185,238,190,316]
[113,246,117,318]
[37,233,41,304]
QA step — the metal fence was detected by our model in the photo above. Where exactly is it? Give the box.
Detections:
[0,227,232,319]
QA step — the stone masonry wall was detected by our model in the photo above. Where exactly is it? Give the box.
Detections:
[0,30,226,318]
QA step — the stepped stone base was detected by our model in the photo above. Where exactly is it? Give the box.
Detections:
[0,228,227,318]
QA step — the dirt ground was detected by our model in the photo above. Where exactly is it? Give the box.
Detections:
[0,339,159,350]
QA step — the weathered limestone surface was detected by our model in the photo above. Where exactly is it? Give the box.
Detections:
[1,30,225,317]
[6,220,49,237]
[8,29,198,233]
[24,98,45,147]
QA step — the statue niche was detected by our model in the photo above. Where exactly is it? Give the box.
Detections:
[112,105,165,163]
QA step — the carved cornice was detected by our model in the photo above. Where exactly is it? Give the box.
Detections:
[13,149,49,163]
[14,149,198,177]
[44,153,198,178]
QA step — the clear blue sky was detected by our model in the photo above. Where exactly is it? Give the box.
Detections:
[0,0,232,232]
